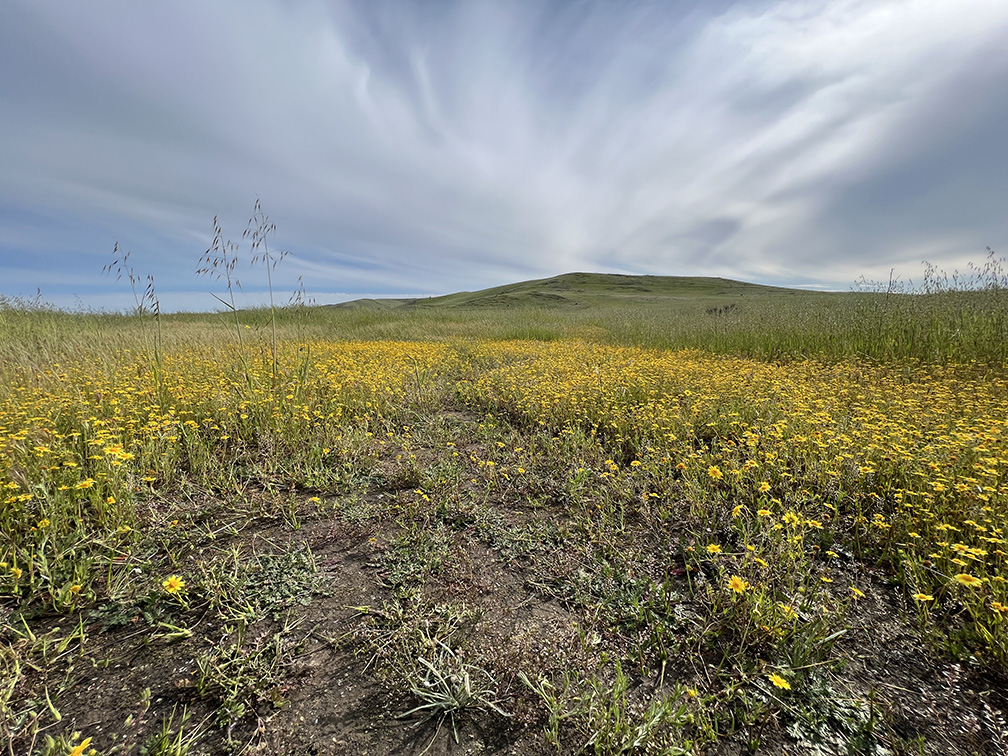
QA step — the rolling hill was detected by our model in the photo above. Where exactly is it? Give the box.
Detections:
[331,272,812,310]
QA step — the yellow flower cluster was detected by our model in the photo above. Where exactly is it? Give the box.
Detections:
[1,338,1005,654]
[461,341,1007,636]
[0,340,453,604]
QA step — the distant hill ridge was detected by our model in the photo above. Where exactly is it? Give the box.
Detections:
[331,272,806,310]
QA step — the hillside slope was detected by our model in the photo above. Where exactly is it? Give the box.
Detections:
[332,272,809,310]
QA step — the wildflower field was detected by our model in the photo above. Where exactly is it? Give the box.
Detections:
[1,296,1007,755]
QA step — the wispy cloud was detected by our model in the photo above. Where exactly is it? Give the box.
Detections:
[2,0,1006,310]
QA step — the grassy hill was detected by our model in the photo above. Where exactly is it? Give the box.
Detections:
[304,267,1006,363]
[332,272,812,310]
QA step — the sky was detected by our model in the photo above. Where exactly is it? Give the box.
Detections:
[2,0,1007,312]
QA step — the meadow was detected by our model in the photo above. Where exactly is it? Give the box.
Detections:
[1,265,1007,755]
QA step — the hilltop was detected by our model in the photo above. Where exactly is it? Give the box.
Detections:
[330,272,814,310]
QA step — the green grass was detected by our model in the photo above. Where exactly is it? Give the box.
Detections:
[364,272,794,309]
[312,265,1008,363]
[7,274,1008,366]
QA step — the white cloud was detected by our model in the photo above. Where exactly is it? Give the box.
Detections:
[1,0,1007,310]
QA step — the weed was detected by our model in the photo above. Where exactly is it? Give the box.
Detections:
[195,614,303,730]
[138,705,203,756]
[398,638,508,746]
[521,660,695,754]
[784,675,890,756]
[197,542,326,623]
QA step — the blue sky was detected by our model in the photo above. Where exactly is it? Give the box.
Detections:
[2,0,1007,312]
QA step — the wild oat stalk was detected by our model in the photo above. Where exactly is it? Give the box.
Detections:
[103,245,163,399]
[196,217,252,391]
[288,275,315,394]
[244,199,289,387]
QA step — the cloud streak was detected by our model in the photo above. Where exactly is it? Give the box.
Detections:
[1,0,1007,310]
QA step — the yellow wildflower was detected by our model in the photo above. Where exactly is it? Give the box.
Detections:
[162,575,185,595]
[954,573,983,588]
[768,673,791,690]
[727,575,749,594]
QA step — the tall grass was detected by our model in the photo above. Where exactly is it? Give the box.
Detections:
[4,287,1008,369]
[279,290,1008,367]
[4,248,1007,368]
[248,249,1008,364]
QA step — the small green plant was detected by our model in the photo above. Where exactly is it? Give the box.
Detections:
[8,615,87,667]
[784,675,889,756]
[194,615,302,729]
[196,542,325,623]
[32,730,99,756]
[349,593,479,679]
[398,638,508,746]
[520,662,694,754]
[138,705,202,756]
